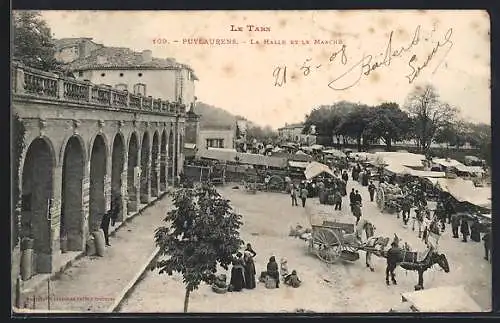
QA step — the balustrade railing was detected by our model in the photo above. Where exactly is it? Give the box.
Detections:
[12,63,186,116]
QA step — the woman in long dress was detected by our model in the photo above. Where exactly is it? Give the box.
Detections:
[230,252,246,292]
[243,251,256,289]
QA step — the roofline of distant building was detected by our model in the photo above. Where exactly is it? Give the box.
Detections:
[70,65,199,80]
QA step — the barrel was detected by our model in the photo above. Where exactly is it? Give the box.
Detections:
[92,230,105,257]
[20,248,33,281]
[86,237,96,256]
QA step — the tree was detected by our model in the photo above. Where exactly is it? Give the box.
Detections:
[335,104,374,151]
[13,11,60,71]
[434,122,458,148]
[153,185,243,312]
[364,102,410,151]
[404,85,459,153]
[12,114,26,248]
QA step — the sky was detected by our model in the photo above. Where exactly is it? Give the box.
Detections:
[38,10,490,129]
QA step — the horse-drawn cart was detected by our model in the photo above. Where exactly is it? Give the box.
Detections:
[376,183,403,213]
[307,220,387,264]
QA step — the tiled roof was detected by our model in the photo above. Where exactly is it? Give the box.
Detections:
[278,123,304,130]
[53,38,100,51]
[64,46,198,80]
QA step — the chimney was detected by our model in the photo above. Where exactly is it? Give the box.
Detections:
[142,50,152,63]
[78,41,90,59]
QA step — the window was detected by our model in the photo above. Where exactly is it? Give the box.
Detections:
[101,73,106,77]
[138,73,143,77]
[119,73,124,77]
[115,83,128,91]
[78,71,83,77]
[206,139,224,149]
[133,83,146,96]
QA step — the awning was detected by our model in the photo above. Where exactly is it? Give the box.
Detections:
[401,285,483,312]
[310,144,324,150]
[454,164,485,174]
[304,161,334,180]
[184,143,197,149]
[434,178,491,209]
[433,158,465,168]
[322,149,346,158]
[295,150,309,156]
[289,161,310,169]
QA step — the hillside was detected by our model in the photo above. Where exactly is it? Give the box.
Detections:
[193,102,257,129]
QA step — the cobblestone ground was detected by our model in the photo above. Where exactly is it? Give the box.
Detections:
[120,181,491,313]
[26,196,173,312]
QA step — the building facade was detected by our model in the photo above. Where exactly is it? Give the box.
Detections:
[54,43,198,110]
[199,127,235,150]
[11,63,194,286]
[278,123,316,145]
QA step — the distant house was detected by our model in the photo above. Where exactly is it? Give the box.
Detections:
[59,45,198,107]
[53,38,104,64]
[278,123,316,145]
[199,126,236,150]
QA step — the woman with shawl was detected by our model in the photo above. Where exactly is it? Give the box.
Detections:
[229,252,246,292]
[243,251,256,289]
[266,256,280,288]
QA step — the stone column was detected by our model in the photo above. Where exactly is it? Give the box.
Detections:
[82,167,90,244]
[118,152,128,221]
[140,157,152,203]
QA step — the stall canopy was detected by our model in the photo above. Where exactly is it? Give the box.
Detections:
[304,161,335,180]
[375,152,427,169]
[288,161,310,169]
[434,177,491,210]
[401,285,483,312]
[385,163,445,178]
[454,164,485,174]
[433,158,465,168]
[322,149,347,158]
[310,144,324,150]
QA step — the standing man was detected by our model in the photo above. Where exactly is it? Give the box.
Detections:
[342,170,349,183]
[385,241,400,286]
[451,213,461,238]
[368,181,376,202]
[355,190,363,206]
[460,218,470,242]
[290,184,298,206]
[482,229,491,262]
[300,185,309,208]
[334,189,342,211]
[100,210,112,247]
[349,188,356,213]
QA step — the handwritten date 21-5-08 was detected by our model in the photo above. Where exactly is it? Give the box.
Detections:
[272,25,454,90]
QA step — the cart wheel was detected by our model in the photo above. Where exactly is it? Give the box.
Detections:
[314,228,342,264]
[376,188,385,211]
[268,175,284,191]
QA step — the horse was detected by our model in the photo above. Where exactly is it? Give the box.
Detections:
[385,244,450,290]
[343,219,384,271]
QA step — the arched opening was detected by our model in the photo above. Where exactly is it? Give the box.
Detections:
[111,134,125,221]
[21,138,54,274]
[160,131,167,191]
[140,132,151,204]
[168,130,174,185]
[151,132,159,197]
[127,133,139,213]
[89,135,107,233]
[61,136,84,252]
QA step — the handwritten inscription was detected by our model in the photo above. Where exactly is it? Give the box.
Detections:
[231,24,271,32]
[272,25,454,90]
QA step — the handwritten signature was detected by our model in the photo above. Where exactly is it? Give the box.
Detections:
[272,25,454,90]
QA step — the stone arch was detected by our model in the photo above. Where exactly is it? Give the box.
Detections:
[20,136,56,274]
[59,134,87,168]
[140,131,151,203]
[111,132,126,221]
[127,132,140,213]
[60,135,85,252]
[168,129,174,185]
[160,130,167,191]
[89,134,107,233]
[151,131,160,197]
[88,132,109,165]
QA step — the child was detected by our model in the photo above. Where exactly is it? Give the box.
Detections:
[284,270,302,288]
[280,258,289,278]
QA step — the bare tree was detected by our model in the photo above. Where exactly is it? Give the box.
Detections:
[404,84,459,153]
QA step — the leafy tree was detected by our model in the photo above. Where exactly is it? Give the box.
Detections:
[335,104,374,151]
[364,102,410,151]
[12,114,26,248]
[404,84,458,153]
[12,11,60,71]
[153,185,243,312]
[434,122,458,149]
